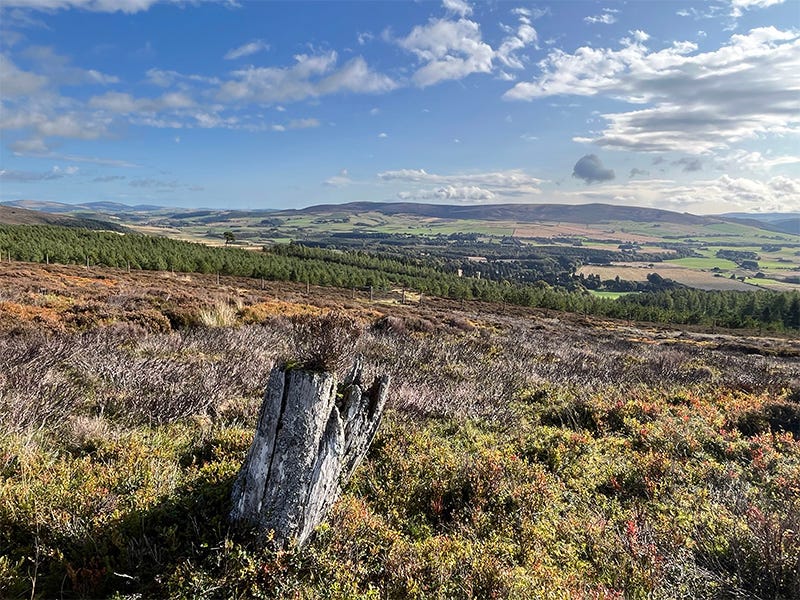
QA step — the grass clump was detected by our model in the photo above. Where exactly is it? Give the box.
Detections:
[198,299,241,328]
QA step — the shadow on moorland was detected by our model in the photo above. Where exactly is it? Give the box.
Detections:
[10,457,240,599]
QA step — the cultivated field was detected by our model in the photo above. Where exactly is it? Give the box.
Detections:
[577,263,757,292]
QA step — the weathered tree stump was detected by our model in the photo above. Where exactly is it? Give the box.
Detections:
[229,359,389,548]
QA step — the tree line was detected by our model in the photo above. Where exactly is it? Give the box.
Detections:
[1,224,798,331]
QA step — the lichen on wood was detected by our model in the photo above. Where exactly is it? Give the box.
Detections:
[229,358,389,549]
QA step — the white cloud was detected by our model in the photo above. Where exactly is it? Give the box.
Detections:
[512,7,550,20]
[398,185,496,202]
[224,40,269,60]
[506,27,800,154]
[720,149,800,171]
[442,0,472,18]
[584,9,617,25]
[9,137,50,154]
[397,17,494,87]
[2,105,112,141]
[0,54,46,96]
[0,48,130,148]
[88,90,195,113]
[379,167,543,200]
[733,0,786,5]
[216,52,397,103]
[377,132,388,138]
[0,165,78,181]
[549,175,800,213]
[730,0,787,12]
[271,118,320,132]
[496,11,538,70]
[323,168,352,187]
[21,46,119,86]
[144,68,220,87]
[0,0,230,13]
[395,3,537,88]
[287,118,319,129]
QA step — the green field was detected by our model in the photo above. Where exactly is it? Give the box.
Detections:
[666,256,740,269]
[588,290,635,299]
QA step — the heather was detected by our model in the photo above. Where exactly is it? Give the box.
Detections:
[1,264,798,599]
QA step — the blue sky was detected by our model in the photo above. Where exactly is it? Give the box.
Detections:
[0,0,798,214]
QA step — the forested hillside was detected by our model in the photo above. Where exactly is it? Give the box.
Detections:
[1,224,798,331]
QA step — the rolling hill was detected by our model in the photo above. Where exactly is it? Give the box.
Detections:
[0,205,129,232]
[275,201,717,225]
[1,199,167,215]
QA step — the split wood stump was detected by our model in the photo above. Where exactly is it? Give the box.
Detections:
[229,359,389,548]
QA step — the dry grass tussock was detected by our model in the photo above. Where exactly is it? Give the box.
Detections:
[197,299,242,327]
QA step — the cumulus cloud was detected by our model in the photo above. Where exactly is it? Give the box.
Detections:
[555,174,800,213]
[629,168,650,178]
[1,107,112,142]
[729,0,787,18]
[442,0,472,17]
[573,154,615,184]
[396,3,537,87]
[496,10,538,70]
[397,185,495,201]
[506,27,800,154]
[396,17,494,87]
[0,49,122,148]
[357,32,374,46]
[379,167,543,200]
[224,40,269,60]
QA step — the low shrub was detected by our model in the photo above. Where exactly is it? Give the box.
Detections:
[290,311,362,372]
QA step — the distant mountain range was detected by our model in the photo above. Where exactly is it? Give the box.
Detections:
[1,199,166,214]
[0,205,129,232]
[721,212,799,236]
[275,201,718,225]
[2,199,799,234]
